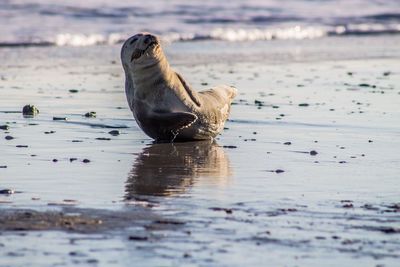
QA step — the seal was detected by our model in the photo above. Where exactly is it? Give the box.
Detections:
[121,32,237,141]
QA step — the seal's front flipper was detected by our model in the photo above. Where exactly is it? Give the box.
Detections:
[175,72,202,107]
[149,111,198,131]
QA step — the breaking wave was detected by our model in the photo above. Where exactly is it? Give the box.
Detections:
[0,23,399,48]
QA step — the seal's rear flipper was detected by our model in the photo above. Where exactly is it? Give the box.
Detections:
[150,111,198,131]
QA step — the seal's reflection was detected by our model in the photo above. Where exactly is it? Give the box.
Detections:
[125,140,232,197]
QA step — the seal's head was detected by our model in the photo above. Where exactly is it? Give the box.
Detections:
[121,33,162,68]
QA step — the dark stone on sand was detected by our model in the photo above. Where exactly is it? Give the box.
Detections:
[356,225,400,234]
[275,169,285,173]
[342,203,354,208]
[44,131,55,134]
[361,204,378,211]
[52,159,58,162]
[154,220,184,225]
[339,161,347,164]
[368,140,373,143]
[69,158,78,162]
[210,207,233,214]
[0,125,9,130]
[0,189,15,195]
[84,111,96,118]
[254,100,264,106]
[22,105,39,116]
[201,82,208,86]
[128,235,149,241]
[16,145,28,148]
[72,140,83,142]
[5,135,14,140]
[272,105,279,109]
[383,71,391,76]
[223,145,237,149]
[69,89,79,93]
[108,130,120,136]
[359,83,376,88]
[96,137,111,141]
[82,159,91,163]
[377,227,400,234]
[0,166,7,168]
[53,117,67,121]
[298,103,309,107]
[310,150,318,156]
[69,251,87,257]
[283,142,291,145]
[347,72,353,76]
[279,208,297,212]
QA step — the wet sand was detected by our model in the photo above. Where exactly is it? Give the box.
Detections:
[0,36,400,266]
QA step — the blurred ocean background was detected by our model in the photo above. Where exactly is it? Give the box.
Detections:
[1,0,400,47]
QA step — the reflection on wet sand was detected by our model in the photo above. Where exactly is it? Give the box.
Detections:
[125,140,232,197]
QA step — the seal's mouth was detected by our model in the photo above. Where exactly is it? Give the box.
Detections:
[130,41,158,62]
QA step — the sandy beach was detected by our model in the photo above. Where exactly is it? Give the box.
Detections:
[0,33,399,266]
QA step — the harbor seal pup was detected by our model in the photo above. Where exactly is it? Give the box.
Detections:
[121,32,237,141]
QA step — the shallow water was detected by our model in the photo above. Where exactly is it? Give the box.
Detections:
[1,37,400,266]
[1,0,400,46]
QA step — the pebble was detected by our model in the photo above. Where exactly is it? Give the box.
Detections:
[53,117,67,121]
[0,189,15,195]
[82,159,91,163]
[96,137,111,141]
[128,236,149,241]
[383,71,391,76]
[5,135,14,140]
[0,125,9,130]
[0,166,7,168]
[298,103,310,107]
[22,104,39,116]
[69,89,79,93]
[342,203,354,208]
[275,169,285,174]
[283,142,292,145]
[108,130,120,136]
[310,150,318,156]
[223,145,237,149]
[84,111,96,118]
[359,83,376,88]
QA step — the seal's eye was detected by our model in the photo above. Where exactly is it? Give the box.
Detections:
[129,38,138,45]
